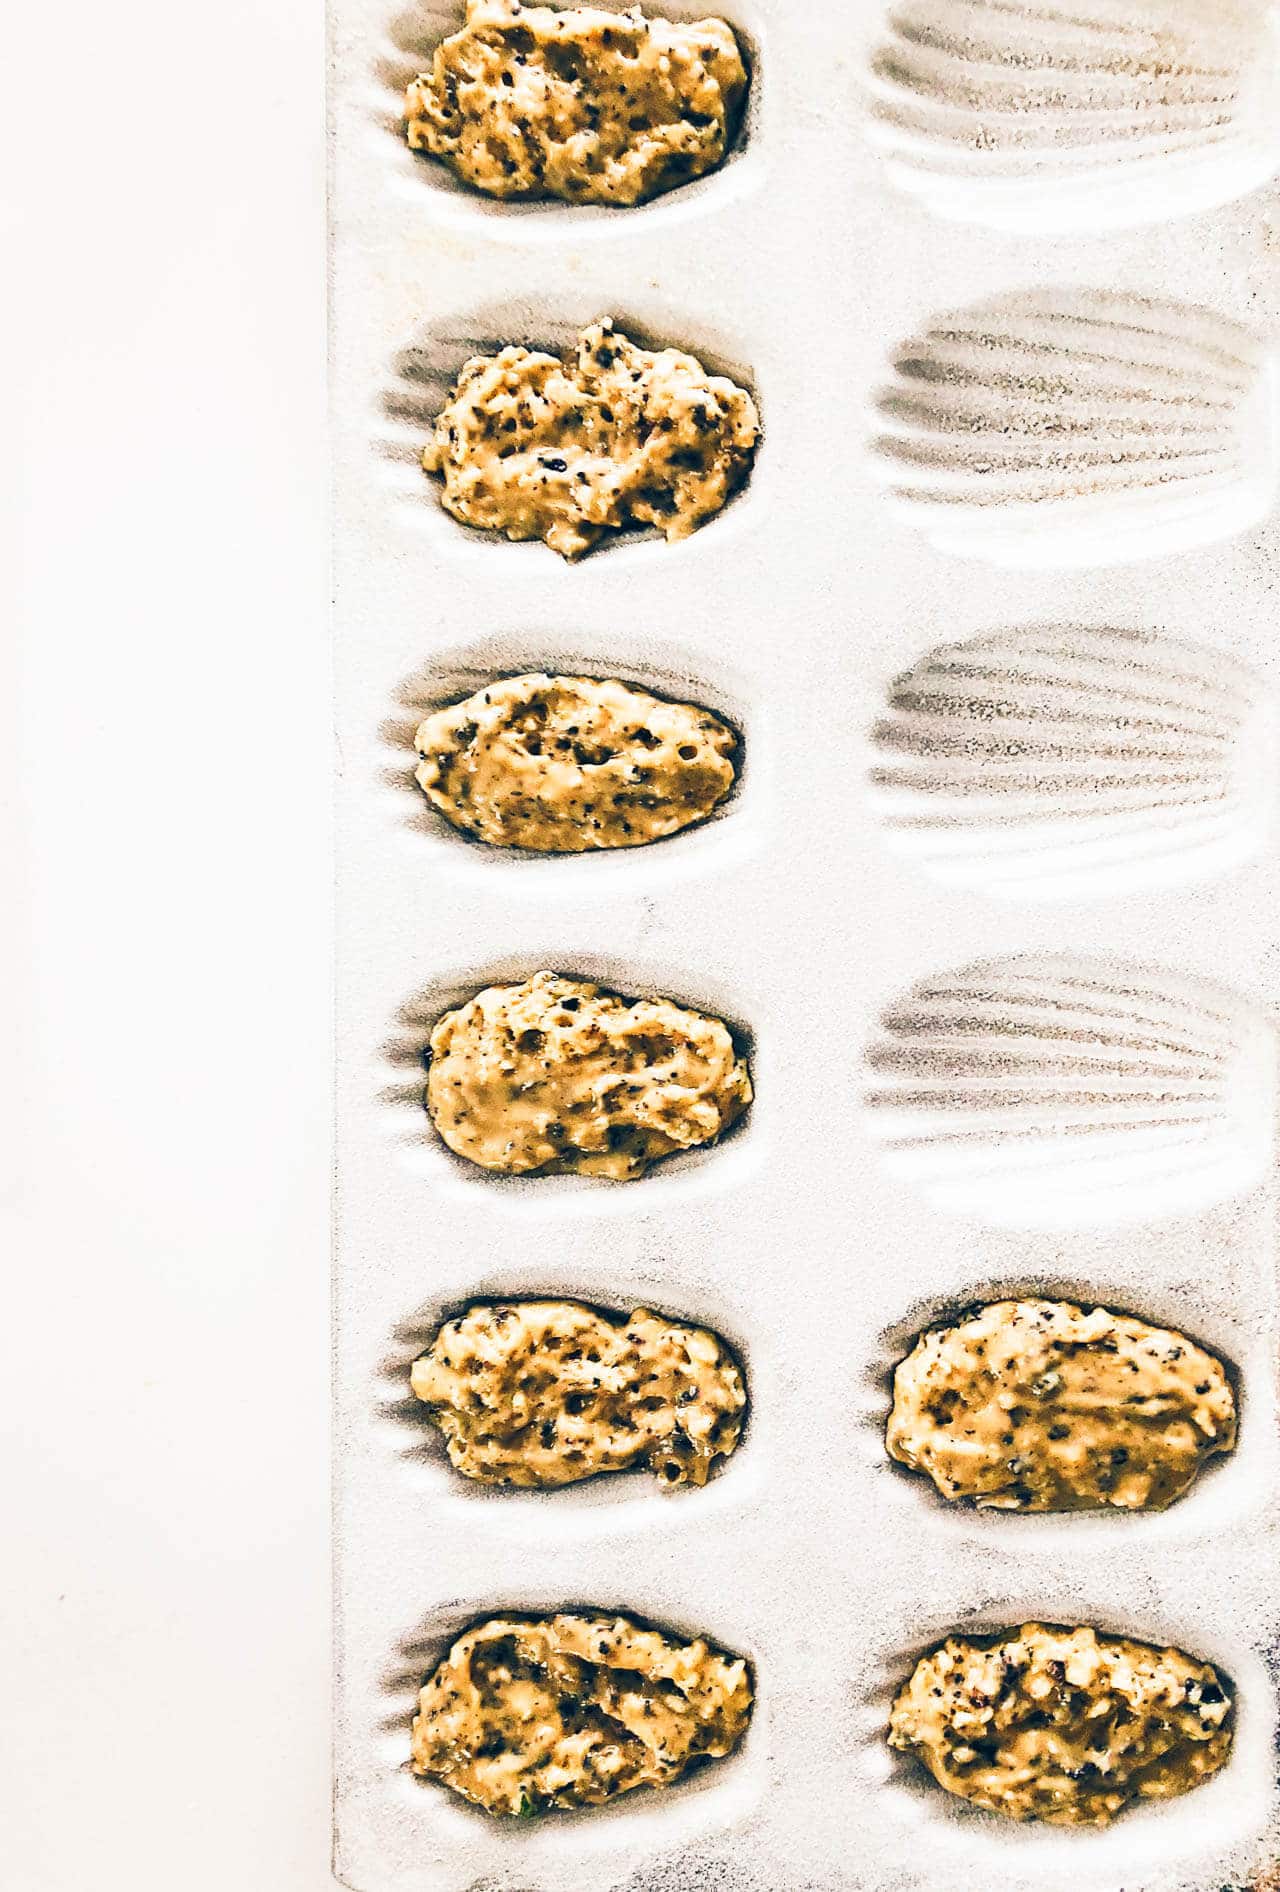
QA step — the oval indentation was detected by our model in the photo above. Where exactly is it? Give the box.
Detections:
[884,1294,1236,1513]
[376,302,763,559]
[369,0,767,236]
[863,1603,1274,1879]
[858,1272,1256,1545]
[861,954,1276,1226]
[888,1621,1234,1825]
[876,1615,1249,1845]
[380,1289,752,1506]
[864,0,1280,233]
[382,955,759,1210]
[381,1598,764,1831]
[381,630,761,881]
[868,624,1273,899]
[869,290,1278,568]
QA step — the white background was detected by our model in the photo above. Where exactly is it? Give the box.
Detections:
[3,0,333,1885]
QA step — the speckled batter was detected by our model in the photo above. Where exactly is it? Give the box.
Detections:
[411,1610,752,1814]
[414,672,739,850]
[422,320,759,559]
[405,0,747,206]
[889,1622,1233,1826]
[887,1299,1236,1512]
[411,1300,746,1487]
[425,971,751,1178]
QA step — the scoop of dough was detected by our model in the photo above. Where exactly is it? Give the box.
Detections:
[425,971,751,1178]
[414,673,738,851]
[889,1622,1233,1825]
[886,1299,1236,1512]
[422,319,760,559]
[412,1611,751,1814]
[404,0,747,206]
[412,1300,746,1486]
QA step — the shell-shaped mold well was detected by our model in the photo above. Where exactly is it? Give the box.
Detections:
[864,0,1280,233]
[862,956,1276,1227]
[868,625,1274,900]
[371,0,767,235]
[377,302,763,559]
[870,290,1278,568]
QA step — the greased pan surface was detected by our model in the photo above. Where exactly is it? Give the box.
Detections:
[330,2,1280,1886]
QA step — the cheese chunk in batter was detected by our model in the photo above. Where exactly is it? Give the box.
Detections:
[887,1299,1236,1513]
[405,0,748,207]
[425,971,751,1178]
[889,1623,1233,1826]
[414,673,738,851]
[422,320,759,559]
[412,1300,746,1486]
[411,1610,752,1814]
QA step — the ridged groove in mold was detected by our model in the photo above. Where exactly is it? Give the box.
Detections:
[864,0,1280,233]
[870,290,1277,568]
[862,955,1275,1227]
[868,625,1273,899]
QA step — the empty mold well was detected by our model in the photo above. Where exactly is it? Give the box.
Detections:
[863,0,1280,233]
[867,623,1274,900]
[869,289,1278,568]
[861,953,1276,1228]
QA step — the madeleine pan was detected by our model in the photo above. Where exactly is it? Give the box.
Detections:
[330,1,1280,1887]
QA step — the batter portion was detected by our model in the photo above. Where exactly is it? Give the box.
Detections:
[425,971,751,1178]
[422,319,760,559]
[411,1610,752,1815]
[411,1300,746,1487]
[414,672,739,851]
[886,1299,1236,1512]
[405,0,747,207]
[889,1622,1233,1826]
